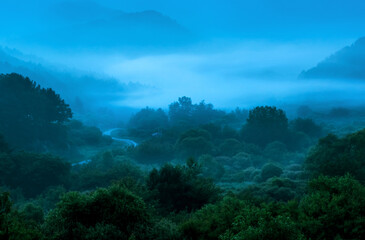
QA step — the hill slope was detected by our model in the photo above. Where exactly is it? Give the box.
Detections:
[0,0,193,50]
[300,37,365,80]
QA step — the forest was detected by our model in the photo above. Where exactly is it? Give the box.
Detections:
[1,72,365,240]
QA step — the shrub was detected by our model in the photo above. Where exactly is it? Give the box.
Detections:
[219,138,242,156]
[176,129,214,158]
[299,174,365,240]
[261,163,283,181]
[180,196,246,240]
[305,129,365,183]
[147,160,220,213]
[291,118,323,138]
[43,184,150,240]
[241,106,289,147]
[134,139,174,163]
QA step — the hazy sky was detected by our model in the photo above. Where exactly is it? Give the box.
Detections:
[1,0,365,110]
[94,0,365,39]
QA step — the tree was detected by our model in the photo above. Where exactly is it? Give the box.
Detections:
[220,203,305,240]
[261,163,283,181]
[128,107,168,137]
[168,97,224,128]
[176,128,214,158]
[0,73,72,149]
[291,118,323,138]
[0,133,10,153]
[147,160,220,213]
[241,106,289,147]
[0,192,44,240]
[0,152,70,197]
[43,184,150,240]
[305,129,365,183]
[299,175,365,240]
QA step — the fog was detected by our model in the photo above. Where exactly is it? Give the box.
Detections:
[1,0,365,116]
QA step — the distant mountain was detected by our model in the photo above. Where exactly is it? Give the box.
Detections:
[0,47,142,126]
[0,0,194,50]
[300,37,365,80]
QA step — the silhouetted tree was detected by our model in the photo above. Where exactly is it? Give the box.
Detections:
[241,106,289,147]
[0,73,72,149]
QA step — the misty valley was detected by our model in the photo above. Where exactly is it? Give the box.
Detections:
[1,1,365,240]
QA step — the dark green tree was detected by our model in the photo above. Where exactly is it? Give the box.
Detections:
[147,160,220,213]
[241,106,289,147]
[0,152,70,197]
[305,129,365,182]
[299,174,365,240]
[0,73,72,149]
[128,107,168,137]
[43,184,150,240]
[176,128,214,158]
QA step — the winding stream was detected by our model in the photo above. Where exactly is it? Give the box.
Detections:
[102,128,138,147]
[72,128,138,166]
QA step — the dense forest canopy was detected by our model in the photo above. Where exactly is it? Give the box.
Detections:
[0,73,364,239]
[1,1,365,239]
[0,73,72,150]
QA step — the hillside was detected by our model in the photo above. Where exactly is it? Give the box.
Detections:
[0,0,194,50]
[299,37,365,79]
[0,47,140,127]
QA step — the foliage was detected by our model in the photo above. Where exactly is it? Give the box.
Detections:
[219,138,242,157]
[261,163,283,181]
[128,107,168,137]
[263,141,288,163]
[220,203,305,240]
[147,160,220,213]
[168,96,224,128]
[1,192,45,240]
[73,161,144,191]
[180,196,247,240]
[0,73,72,150]
[0,134,10,153]
[291,118,323,138]
[305,129,365,182]
[199,155,225,181]
[43,184,150,240]
[0,151,70,197]
[299,174,365,240]
[133,138,174,163]
[67,120,110,146]
[240,177,305,202]
[176,128,214,158]
[241,106,289,147]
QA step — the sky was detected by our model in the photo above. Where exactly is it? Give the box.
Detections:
[0,0,365,111]
[94,0,365,39]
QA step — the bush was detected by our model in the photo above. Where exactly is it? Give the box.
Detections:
[180,196,246,240]
[176,129,214,158]
[305,129,365,183]
[199,155,225,181]
[261,163,283,181]
[299,174,365,240]
[263,141,288,163]
[220,203,305,240]
[0,152,70,198]
[219,138,242,156]
[73,161,144,191]
[241,106,289,147]
[134,139,174,163]
[43,184,150,240]
[231,152,252,169]
[128,107,168,137]
[147,160,220,213]
[0,192,45,240]
[291,118,323,138]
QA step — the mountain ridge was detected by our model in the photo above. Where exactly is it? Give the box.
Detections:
[299,37,365,80]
